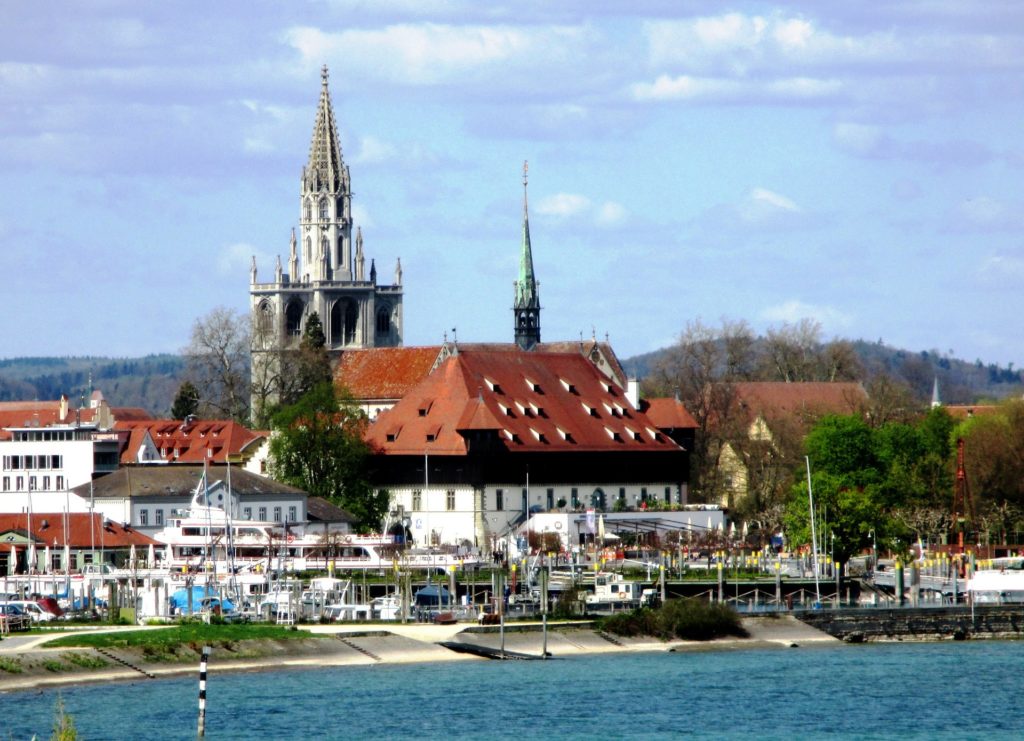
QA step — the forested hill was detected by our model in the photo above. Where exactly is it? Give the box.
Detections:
[625,338,1023,406]
[0,355,185,417]
[0,336,1020,417]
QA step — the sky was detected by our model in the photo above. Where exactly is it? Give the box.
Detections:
[2,1,1023,369]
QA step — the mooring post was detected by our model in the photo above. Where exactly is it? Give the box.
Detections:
[197,645,211,737]
[540,567,548,660]
[717,558,724,604]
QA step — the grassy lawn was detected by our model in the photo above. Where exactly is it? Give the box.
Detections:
[45,623,323,650]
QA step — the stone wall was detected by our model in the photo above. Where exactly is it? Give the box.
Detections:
[797,605,1024,642]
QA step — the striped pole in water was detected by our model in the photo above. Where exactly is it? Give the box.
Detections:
[198,645,211,737]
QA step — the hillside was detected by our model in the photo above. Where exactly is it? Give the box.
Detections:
[0,338,1020,418]
[624,339,1023,405]
[0,355,185,417]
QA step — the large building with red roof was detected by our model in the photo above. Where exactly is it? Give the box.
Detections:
[365,348,694,548]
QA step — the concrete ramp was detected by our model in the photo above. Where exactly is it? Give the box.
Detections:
[741,614,839,645]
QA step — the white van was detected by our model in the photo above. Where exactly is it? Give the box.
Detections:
[6,601,56,622]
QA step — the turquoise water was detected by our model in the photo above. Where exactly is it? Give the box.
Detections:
[4,642,1023,740]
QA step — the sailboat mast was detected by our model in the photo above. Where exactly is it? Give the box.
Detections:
[805,456,821,603]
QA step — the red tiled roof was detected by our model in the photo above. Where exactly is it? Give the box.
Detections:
[367,349,682,455]
[0,512,159,548]
[641,397,698,429]
[943,404,999,420]
[335,346,443,400]
[114,419,266,464]
[729,382,867,425]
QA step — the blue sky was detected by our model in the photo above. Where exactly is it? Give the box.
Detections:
[2,1,1023,367]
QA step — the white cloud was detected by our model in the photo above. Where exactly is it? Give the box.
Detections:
[285,23,587,87]
[978,254,1024,283]
[351,204,374,229]
[630,74,840,103]
[536,193,591,218]
[220,242,269,276]
[736,187,802,224]
[947,196,1024,232]
[596,201,627,227]
[354,136,398,164]
[760,299,853,328]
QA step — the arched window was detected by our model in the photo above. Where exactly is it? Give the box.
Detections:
[303,199,312,222]
[331,299,358,345]
[255,302,274,346]
[320,236,329,259]
[318,197,329,221]
[304,236,312,264]
[376,306,391,335]
[285,301,303,337]
[591,488,606,511]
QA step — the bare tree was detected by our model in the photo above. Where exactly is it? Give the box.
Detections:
[644,318,755,504]
[183,306,251,424]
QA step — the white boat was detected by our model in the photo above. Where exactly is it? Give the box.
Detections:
[585,572,644,606]
[967,557,1024,604]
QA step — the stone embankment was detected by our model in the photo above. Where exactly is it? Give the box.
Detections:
[796,605,1024,642]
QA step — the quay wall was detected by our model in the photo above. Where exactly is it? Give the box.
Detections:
[796,605,1024,642]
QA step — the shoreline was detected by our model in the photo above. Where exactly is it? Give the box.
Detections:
[0,615,837,694]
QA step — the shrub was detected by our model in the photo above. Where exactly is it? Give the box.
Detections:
[0,657,24,673]
[601,598,747,641]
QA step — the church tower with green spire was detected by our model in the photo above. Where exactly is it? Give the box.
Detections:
[514,161,541,350]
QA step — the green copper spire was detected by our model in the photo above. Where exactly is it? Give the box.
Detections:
[514,160,541,350]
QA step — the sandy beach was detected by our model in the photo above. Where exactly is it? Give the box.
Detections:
[0,615,836,693]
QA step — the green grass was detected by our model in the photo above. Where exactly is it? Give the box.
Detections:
[61,652,109,669]
[0,656,24,674]
[45,623,322,650]
[43,659,69,672]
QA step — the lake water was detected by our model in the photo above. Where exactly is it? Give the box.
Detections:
[4,641,1023,740]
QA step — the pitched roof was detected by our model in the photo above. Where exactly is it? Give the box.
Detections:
[942,404,999,420]
[729,382,868,425]
[113,419,266,464]
[640,397,699,430]
[335,346,443,401]
[0,512,159,548]
[367,349,682,456]
[74,465,307,500]
[306,497,357,524]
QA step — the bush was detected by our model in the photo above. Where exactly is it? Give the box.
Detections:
[601,598,747,641]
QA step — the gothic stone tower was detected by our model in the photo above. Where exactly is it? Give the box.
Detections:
[250,67,403,398]
[513,161,541,350]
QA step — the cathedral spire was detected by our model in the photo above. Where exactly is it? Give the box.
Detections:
[514,160,541,350]
[306,65,345,192]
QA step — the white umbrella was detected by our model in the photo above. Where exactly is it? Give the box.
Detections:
[8,544,16,575]
[148,543,156,568]
[63,544,71,573]
[129,544,137,570]
[729,521,736,537]
[597,514,606,542]
[44,545,51,575]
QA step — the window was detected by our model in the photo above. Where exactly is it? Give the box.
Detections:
[29,476,37,491]
[288,506,297,522]
[665,486,671,504]
[495,489,504,511]
[42,476,50,490]
[258,506,267,521]
[521,488,528,512]
[640,487,648,503]
[446,490,456,511]
[156,510,164,526]
[304,199,312,222]
[571,488,579,508]
[243,507,252,520]
[1,477,8,491]
[376,307,390,334]
[139,509,149,526]
[412,490,422,510]
[546,488,554,510]
[16,476,24,490]
[319,197,329,221]
[55,476,64,490]
[618,487,625,502]
[274,506,282,522]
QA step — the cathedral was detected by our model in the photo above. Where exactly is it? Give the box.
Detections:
[249,67,403,389]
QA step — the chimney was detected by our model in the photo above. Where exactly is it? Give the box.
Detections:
[626,377,640,409]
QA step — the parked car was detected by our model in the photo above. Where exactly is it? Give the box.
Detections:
[0,603,30,632]
[8,601,56,622]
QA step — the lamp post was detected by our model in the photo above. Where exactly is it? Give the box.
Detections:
[868,529,876,575]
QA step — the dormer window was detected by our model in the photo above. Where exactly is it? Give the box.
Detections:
[560,378,578,394]
[426,425,441,443]
[418,400,433,417]
[525,378,543,394]
[583,402,599,418]
[557,427,575,444]
[485,378,502,394]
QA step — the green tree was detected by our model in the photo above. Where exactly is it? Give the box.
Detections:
[267,382,387,533]
[170,380,200,419]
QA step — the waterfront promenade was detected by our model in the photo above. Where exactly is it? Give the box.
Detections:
[0,616,837,692]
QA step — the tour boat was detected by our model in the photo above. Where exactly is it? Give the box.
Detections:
[967,557,1024,604]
